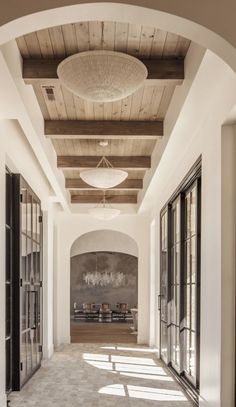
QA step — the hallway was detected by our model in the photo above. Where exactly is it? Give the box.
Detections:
[9,344,194,407]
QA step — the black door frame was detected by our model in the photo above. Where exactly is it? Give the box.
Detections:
[159,157,201,402]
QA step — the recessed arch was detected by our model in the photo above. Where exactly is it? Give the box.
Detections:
[70,229,139,343]
[70,229,139,258]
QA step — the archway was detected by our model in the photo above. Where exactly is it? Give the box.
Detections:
[1,2,236,73]
[70,230,139,344]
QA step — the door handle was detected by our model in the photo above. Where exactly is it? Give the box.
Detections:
[158,294,162,311]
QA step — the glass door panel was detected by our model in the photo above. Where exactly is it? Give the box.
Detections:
[170,198,181,373]
[160,210,168,363]
[159,167,201,395]
[19,178,43,388]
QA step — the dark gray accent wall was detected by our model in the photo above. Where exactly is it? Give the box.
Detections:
[70,251,138,313]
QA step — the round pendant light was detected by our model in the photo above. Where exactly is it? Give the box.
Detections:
[80,156,128,189]
[57,50,148,102]
[88,206,120,221]
[88,192,121,220]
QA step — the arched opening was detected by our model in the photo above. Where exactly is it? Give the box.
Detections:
[70,230,139,344]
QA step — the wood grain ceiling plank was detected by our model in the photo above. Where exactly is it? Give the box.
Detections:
[49,26,66,58]
[16,37,30,58]
[139,86,156,120]
[89,21,103,50]
[24,32,42,58]
[93,102,104,120]
[61,86,77,119]
[57,155,151,169]
[45,120,163,138]
[53,85,68,119]
[127,23,142,57]
[36,29,54,58]
[66,178,143,190]
[84,100,95,120]
[75,22,90,51]
[149,86,165,120]
[102,21,115,50]
[120,95,132,121]
[163,32,179,58]
[114,22,129,52]
[139,26,155,58]
[103,102,113,120]
[52,139,62,155]
[71,194,137,204]
[73,95,86,120]
[130,86,145,120]
[112,100,122,121]
[150,29,167,58]
[175,37,191,57]
[157,85,175,118]
[62,23,78,55]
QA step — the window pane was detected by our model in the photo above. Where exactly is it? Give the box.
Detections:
[21,333,27,382]
[190,331,196,378]
[27,194,32,238]
[191,237,196,284]
[21,189,27,234]
[32,199,37,241]
[190,187,197,236]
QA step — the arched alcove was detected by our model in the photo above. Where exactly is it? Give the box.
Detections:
[70,230,139,343]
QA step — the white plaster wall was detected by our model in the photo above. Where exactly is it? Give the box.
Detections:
[0,119,55,404]
[141,50,236,407]
[71,229,138,258]
[54,214,150,346]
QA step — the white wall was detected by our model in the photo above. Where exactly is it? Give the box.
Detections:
[54,213,150,346]
[0,119,55,404]
[71,229,138,258]
[141,50,236,407]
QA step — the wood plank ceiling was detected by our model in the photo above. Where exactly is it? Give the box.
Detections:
[17,21,191,205]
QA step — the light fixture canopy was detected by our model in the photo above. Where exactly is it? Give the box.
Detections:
[80,156,128,189]
[57,50,148,102]
[88,192,121,220]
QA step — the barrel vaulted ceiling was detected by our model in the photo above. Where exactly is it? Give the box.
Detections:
[16,20,191,205]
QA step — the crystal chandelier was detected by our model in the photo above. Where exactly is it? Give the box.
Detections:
[57,50,148,102]
[80,156,128,189]
[88,191,120,220]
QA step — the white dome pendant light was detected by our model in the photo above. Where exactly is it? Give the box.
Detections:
[80,156,128,189]
[88,191,121,221]
[57,50,148,102]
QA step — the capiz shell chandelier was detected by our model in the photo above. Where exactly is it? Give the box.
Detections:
[57,50,148,102]
[80,156,128,189]
[88,192,120,221]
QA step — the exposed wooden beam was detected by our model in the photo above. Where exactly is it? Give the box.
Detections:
[71,194,137,204]
[58,156,151,169]
[66,178,143,190]
[23,58,184,84]
[45,120,163,139]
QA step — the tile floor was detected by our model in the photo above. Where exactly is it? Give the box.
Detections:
[10,343,194,407]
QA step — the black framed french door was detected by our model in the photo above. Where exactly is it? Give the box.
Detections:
[5,168,14,394]
[12,175,43,390]
[159,161,201,396]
